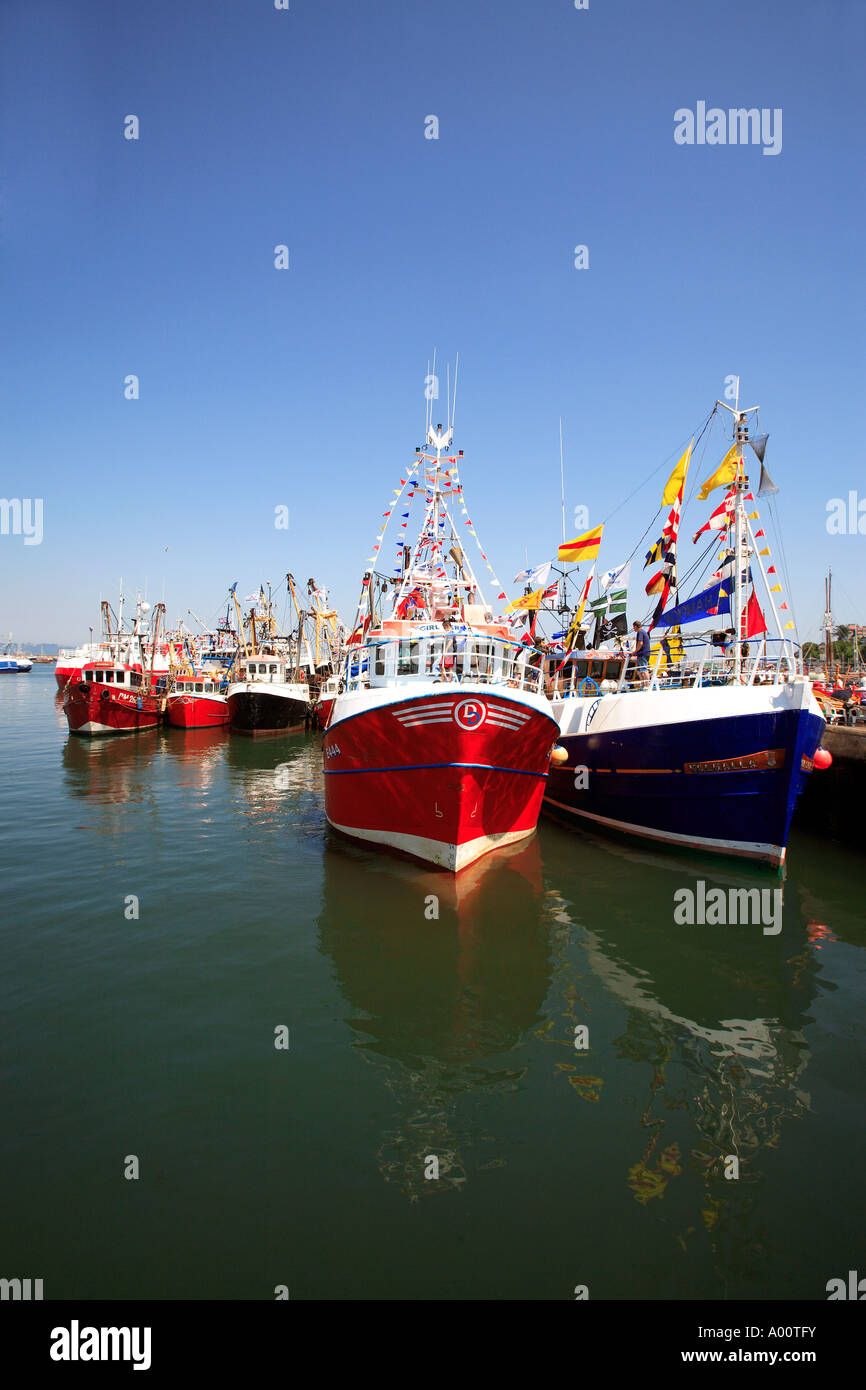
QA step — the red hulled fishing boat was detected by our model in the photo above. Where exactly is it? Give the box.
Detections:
[323,408,559,872]
[63,601,168,736]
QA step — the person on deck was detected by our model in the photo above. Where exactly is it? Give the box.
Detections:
[441,619,457,681]
[632,620,651,688]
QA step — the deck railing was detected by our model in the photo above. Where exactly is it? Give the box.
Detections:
[344,635,544,695]
[551,638,803,699]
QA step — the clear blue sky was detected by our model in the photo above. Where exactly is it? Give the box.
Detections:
[1,0,863,646]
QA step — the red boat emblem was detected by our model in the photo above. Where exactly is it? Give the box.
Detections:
[454,699,486,730]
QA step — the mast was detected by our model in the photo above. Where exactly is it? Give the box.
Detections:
[559,417,566,544]
[732,409,748,681]
[824,570,834,680]
[715,388,762,679]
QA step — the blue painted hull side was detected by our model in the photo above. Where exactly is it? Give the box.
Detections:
[544,707,825,862]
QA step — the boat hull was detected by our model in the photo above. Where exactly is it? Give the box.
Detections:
[166,693,229,728]
[316,696,335,729]
[63,682,163,736]
[544,681,826,867]
[323,686,558,872]
[227,684,309,735]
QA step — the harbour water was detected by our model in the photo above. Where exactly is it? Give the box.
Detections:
[2,668,864,1300]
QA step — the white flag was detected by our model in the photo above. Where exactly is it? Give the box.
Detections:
[513,561,552,587]
[600,560,630,595]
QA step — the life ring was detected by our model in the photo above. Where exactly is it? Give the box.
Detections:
[578,676,600,695]
[100,687,112,701]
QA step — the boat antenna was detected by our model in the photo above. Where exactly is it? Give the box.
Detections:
[451,352,459,434]
[427,347,437,437]
[559,417,566,543]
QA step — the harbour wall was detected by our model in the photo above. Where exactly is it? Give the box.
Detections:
[794,726,865,848]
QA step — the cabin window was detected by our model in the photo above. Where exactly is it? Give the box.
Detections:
[195,682,203,692]
[397,641,420,675]
[85,670,94,681]
[269,664,278,675]
[130,672,142,688]
[95,671,104,682]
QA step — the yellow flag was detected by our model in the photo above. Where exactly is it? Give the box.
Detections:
[504,586,547,614]
[575,566,594,622]
[697,445,741,501]
[565,568,595,650]
[759,547,770,556]
[783,622,794,630]
[662,440,693,506]
[651,626,685,665]
[770,584,782,593]
[558,523,603,564]
[747,511,759,520]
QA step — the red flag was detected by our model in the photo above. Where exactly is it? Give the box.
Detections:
[745,589,767,637]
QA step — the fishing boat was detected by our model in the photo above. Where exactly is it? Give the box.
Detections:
[322,403,560,873]
[164,591,238,728]
[540,387,827,868]
[226,577,311,734]
[165,673,229,728]
[0,643,32,673]
[63,601,168,736]
[315,672,340,730]
[305,578,344,727]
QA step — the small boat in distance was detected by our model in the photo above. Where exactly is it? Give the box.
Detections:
[0,641,32,673]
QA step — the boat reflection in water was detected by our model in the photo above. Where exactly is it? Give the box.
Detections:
[223,731,321,841]
[539,822,822,1281]
[317,833,553,1198]
[61,726,230,826]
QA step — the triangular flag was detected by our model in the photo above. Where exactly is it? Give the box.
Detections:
[770,584,782,592]
[745,589,767,637]
[754,529,765,537]
[758,547,770,556]
[768,565,776,574]
[784,622,794,630]
[747,511,760,520]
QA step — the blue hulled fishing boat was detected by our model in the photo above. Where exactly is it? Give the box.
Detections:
[539,387,826,868]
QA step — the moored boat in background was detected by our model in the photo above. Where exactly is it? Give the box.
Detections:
[225,576,311,734]
[63,601,168,737]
